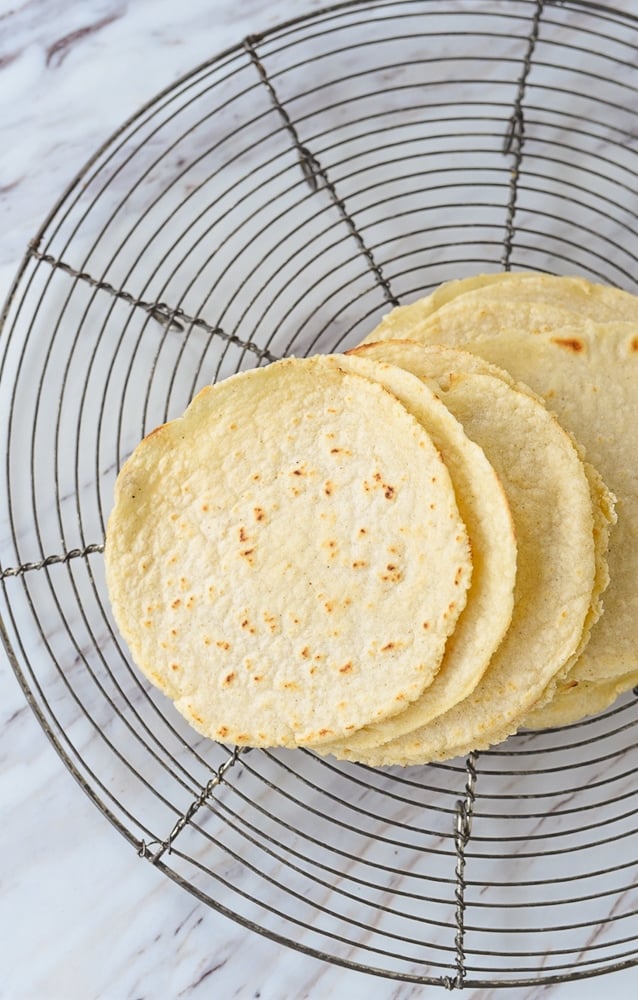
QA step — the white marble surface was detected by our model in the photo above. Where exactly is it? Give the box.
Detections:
[3,1,638,997]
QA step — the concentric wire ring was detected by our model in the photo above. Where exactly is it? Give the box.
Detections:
[2,0,638,987]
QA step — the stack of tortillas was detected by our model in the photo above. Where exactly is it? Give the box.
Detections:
[105,271,637,766]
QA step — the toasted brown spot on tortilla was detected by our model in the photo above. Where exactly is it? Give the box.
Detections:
[339,662,353,673]
[324,481,334,496]
[171,598,181,609]
[551,336,584,352]
[253,507,265,521]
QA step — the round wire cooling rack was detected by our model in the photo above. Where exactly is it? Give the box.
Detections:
[3,0,638,988]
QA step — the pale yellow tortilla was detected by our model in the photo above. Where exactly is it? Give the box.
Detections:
[523,672,638,730]
[364,314,635,689]
[363,272,638,345]
[320,353,516,752]
[322,351,597,765]
[105,355,472,748]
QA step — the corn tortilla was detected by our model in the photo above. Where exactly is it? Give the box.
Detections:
[105,355,472,748]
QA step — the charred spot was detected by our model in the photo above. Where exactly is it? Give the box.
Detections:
[551,336,584,353]
[253,507,265,522]
[381,565,403,583]
[631,336,638,352]
[381,642,395,652]
[216,640,231,651]
[339,662,353,673]
[253,675,263,683]
[384,485,395,500]
[170,663,180,672]
[223,671,236,685]
[171,598,181,609]
[239,527,248,542]
[217,726,229,738]
[324,481,334,496]
[300,646,311,659]
[422,621,430,630]
[454,566,463,585]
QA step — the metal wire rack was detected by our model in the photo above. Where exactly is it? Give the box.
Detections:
[2,0,638,988]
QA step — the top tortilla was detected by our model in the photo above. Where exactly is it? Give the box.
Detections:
[105,354,471,748]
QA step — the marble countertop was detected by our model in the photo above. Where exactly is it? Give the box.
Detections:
[3,1,638,997]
